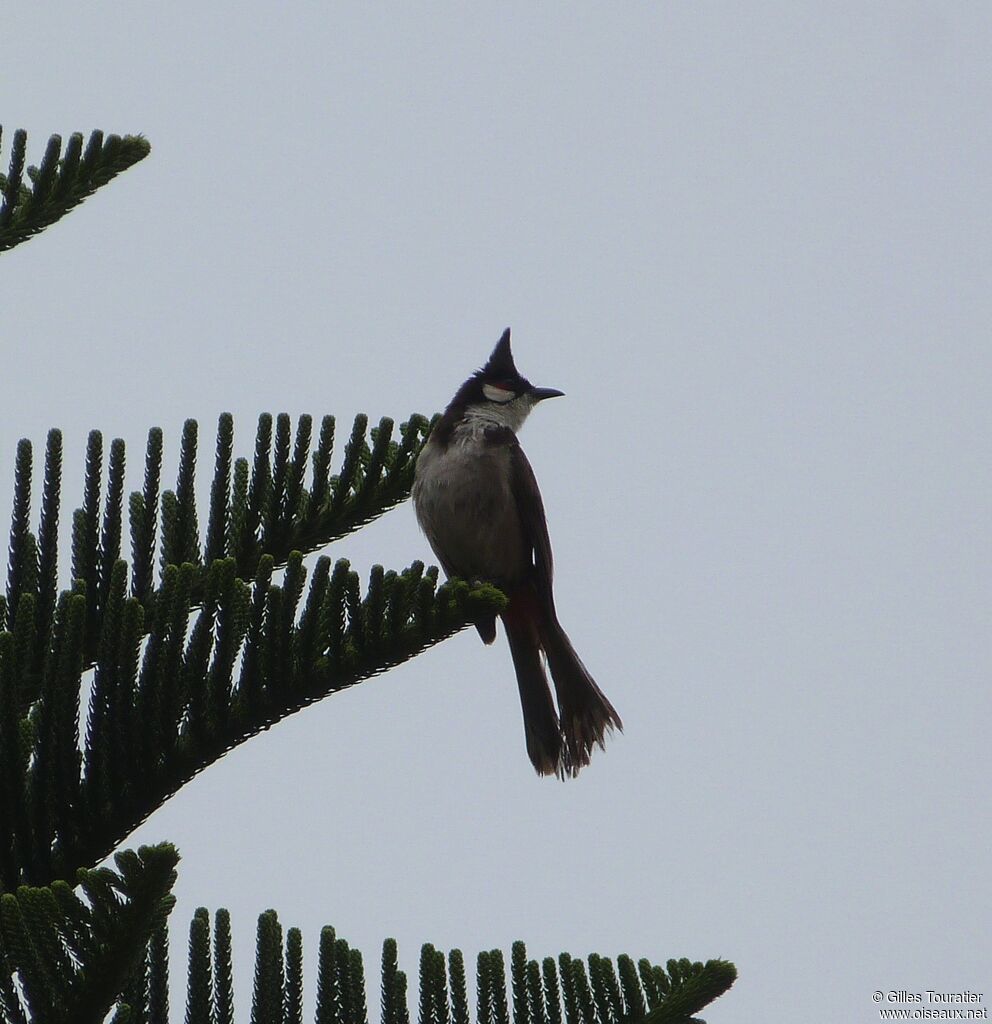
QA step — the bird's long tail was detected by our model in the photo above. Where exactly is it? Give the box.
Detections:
[541,616,622,775]
[502,606,562,776]
[502,586,621,778]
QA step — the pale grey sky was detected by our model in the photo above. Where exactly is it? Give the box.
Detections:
[3,5,990,1022]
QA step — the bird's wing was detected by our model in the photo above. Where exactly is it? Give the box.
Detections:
[486,425,555,606]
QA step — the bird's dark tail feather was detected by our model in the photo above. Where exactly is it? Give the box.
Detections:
[542,618,623,777]
[503,613,562,776]
[502,586,621,778]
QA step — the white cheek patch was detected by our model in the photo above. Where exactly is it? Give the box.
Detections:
[482,384,515,403]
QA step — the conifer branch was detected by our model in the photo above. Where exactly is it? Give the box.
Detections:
[2,544,503,888]
[0,128,150,252]
[107,915,736,1024]
[0,843,178,1023]
[4,413,436,697]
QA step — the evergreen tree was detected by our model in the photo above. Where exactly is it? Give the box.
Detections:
[0,128,737,1023]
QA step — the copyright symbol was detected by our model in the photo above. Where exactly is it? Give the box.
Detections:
[873,992,883,1003]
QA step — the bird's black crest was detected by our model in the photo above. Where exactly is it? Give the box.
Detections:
[480,327,518,379]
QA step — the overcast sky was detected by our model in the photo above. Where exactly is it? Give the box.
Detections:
[3,5,990,1023]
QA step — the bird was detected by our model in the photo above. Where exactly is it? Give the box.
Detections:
[411,328,621,777]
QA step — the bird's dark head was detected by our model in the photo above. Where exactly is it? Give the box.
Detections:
[443,328,564,433]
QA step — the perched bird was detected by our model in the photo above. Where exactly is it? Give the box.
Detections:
[412,328,621,777]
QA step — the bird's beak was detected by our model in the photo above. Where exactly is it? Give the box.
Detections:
[530,386,565,402]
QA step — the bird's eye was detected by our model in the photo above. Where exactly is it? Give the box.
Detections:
[483,383,515,403]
